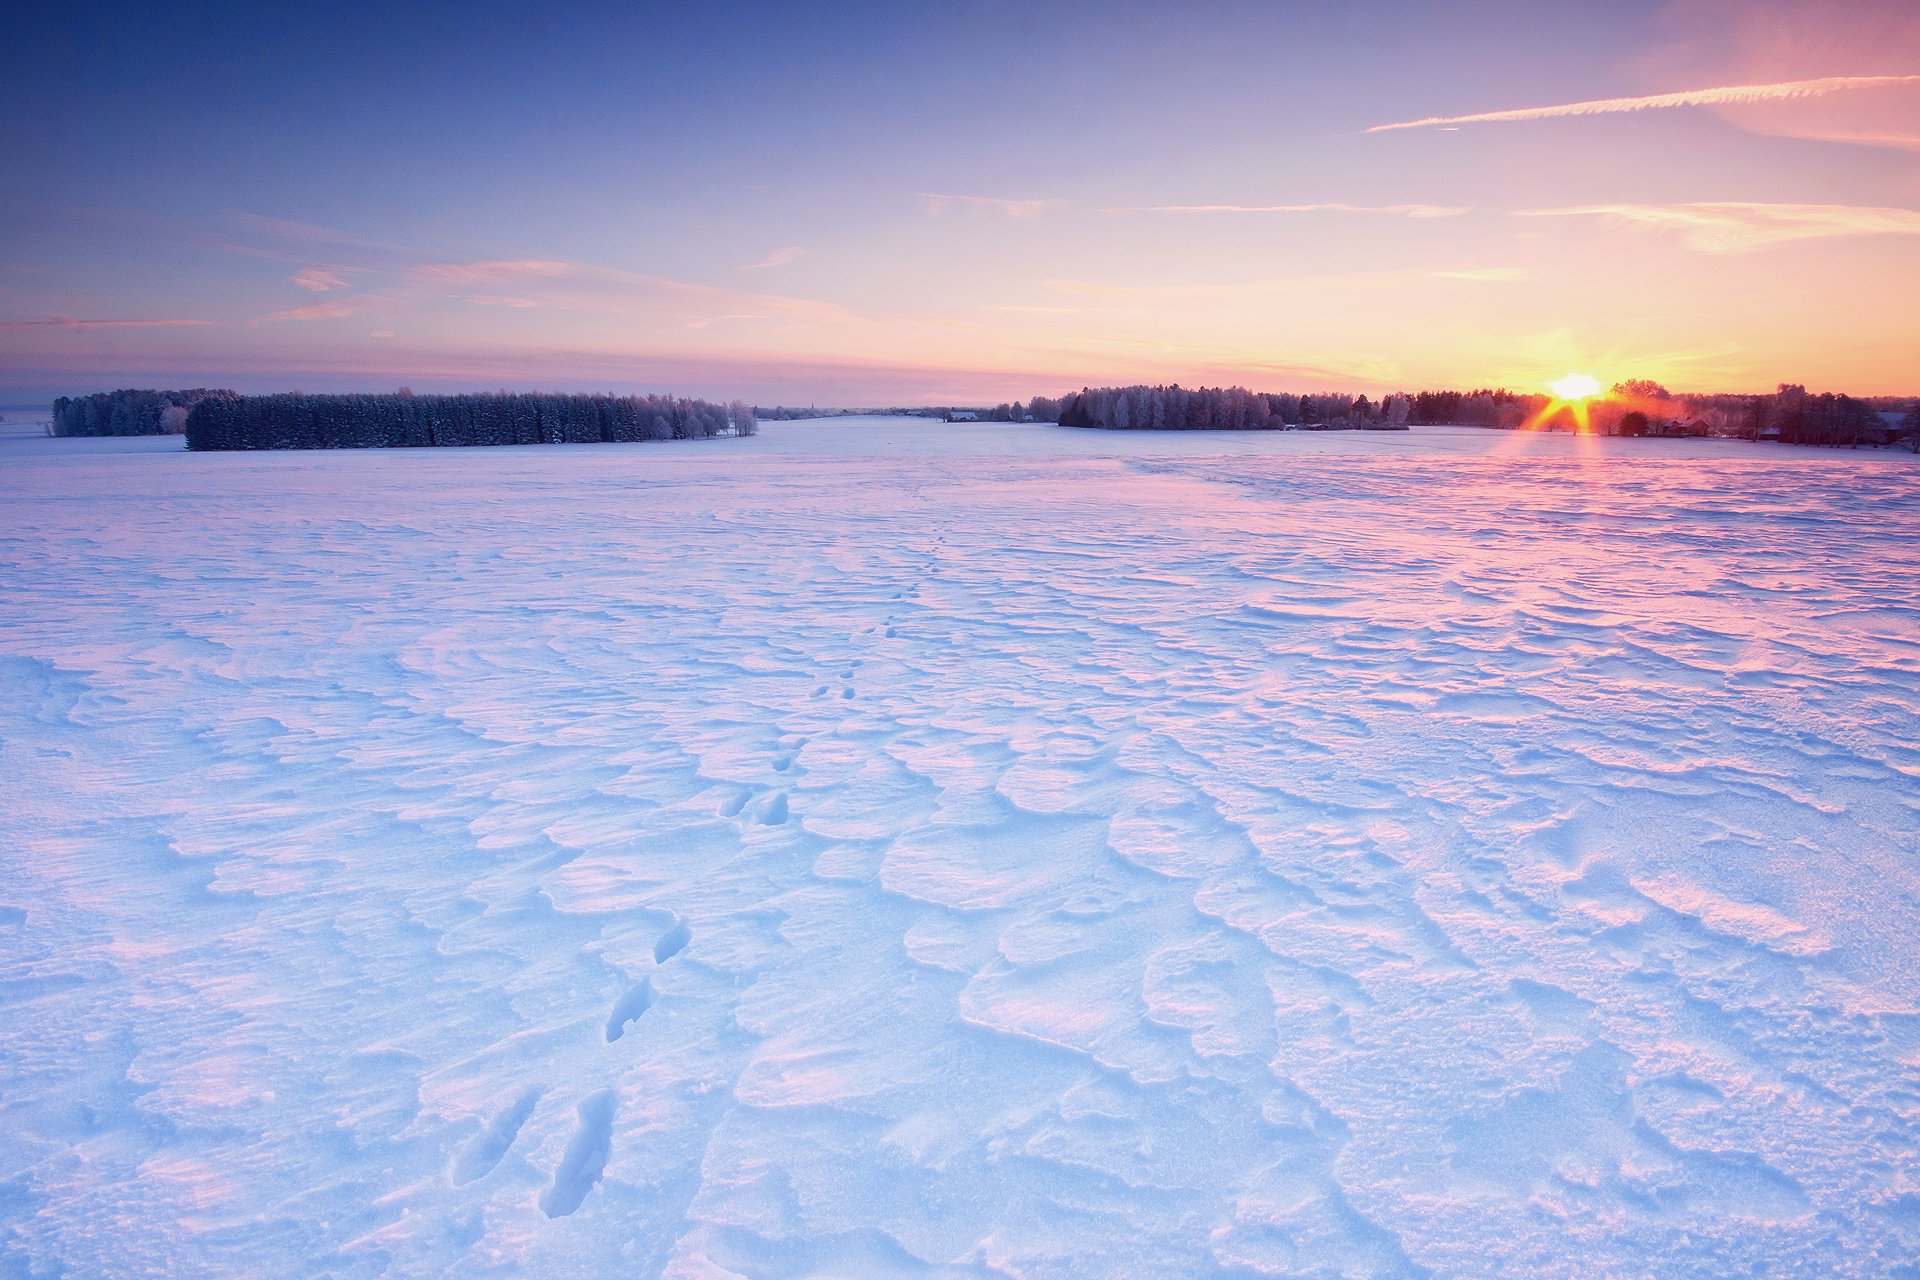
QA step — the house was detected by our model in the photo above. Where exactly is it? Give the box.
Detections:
[946,410,979,422]
[1640,416,1711,438]
[1860,410,1903,447]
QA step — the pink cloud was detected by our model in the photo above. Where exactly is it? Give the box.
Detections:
[739,246,808,271]
[260,297,377,322]
[291,267,354,292]
[920,192,1062,219]
[0,316,212,330]
[1518,201,1920,252]
[408,260,575,285]
[1116,202,1470,218]
[214,213,420,266]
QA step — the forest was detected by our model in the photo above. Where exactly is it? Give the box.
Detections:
[1042,382,1918,449]
[52,388,241,437]
[185,392,756,451]
[1045,386,1411,431]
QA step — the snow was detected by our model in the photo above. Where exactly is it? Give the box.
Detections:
[2,417,1918,1277]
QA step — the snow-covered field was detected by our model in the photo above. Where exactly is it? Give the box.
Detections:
[3,418,1918,1278]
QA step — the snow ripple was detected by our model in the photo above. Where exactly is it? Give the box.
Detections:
[1,421,1917,1277]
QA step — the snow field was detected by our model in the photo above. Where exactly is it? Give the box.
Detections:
[1,419,1918,1277]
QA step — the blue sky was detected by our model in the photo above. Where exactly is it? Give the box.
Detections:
[4,0,1917,402]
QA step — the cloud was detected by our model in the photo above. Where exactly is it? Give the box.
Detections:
[291,267,355,292]
[1367,74,1920,132]
[408,259,574,285]
[686,314,779,329]
[260,297,380,322]
[251,251,859,330]
[1041,263,1528,297]
[1432,266,1533,281]
[1517,201,1920,252]
[920,192,1062,218]
[233,212,380,247]
[216,212,419,266]
[0,316,212,330]
[739,246,807,271]
[1114,202,1470,218]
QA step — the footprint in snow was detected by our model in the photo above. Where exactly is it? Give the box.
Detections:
[653,918,691,963]
[604,978,653,1043]
[450,1087,542,1186]
[539,1090,616,1218]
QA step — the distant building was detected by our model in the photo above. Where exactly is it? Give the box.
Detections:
[1641,416,1710,438]
[947,410,978,422]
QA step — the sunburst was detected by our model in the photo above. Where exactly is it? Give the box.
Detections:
[1528,371,1604,433]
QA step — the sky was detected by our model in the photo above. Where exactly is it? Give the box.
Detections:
[2,0,1917,404]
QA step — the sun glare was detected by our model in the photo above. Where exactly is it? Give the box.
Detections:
[1520,370,1609,435]
[1549,372,1602,401]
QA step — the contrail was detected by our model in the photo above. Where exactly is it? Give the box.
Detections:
[1367,74,1920,133]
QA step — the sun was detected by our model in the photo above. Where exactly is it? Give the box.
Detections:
[1548,372,1602,401]
[1522,371,1607,434]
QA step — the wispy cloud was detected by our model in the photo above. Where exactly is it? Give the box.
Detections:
[291,266,357,292]
[0,316,212,330]
[216,212,419,266]
[1041,264,1528,297]
[261,297,382,322]
[1433,266,1532,281]
[1518,201,1920,252]
[1368,74,1920,133]
[408,259,574,285]
[254,255,857,330]
[686,314,773,329]
[1113,202,1469,218]
[920,192,1062,219]
[739,246,807,271]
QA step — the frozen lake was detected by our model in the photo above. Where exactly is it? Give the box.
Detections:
[2,418,1918,1277]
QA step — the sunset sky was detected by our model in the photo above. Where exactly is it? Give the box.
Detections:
[3,0,1917,403]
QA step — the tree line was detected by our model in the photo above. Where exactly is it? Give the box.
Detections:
[1662,384,1900,448]
[1037,382,1916,449]
[1047,385,1412,431]
[52,388,241,437]
[753,406,856,420]
[185,391,756,451]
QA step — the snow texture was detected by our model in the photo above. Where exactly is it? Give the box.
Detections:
[2,419,1918,1278]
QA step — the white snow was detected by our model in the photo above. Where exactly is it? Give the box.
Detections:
[2,418,1918,1277]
